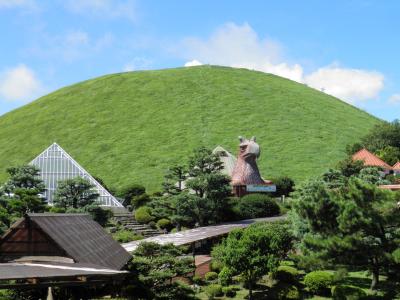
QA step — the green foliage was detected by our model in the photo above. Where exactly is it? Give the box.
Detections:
[0,67,381,192]
[131,193,151,208]
[293,177,400,289]
[113,229,143,243]
[162,165,187,195]
[376,146,400,166]
[222,286,236,298]
[359,120,400,152]
[117,184,146,206]
[84,205,112,226]
[392,248,400,264]
[337,158,365,177]
[304,271,334,295]
[268,282,300,300]
[192,275,204,286]
[127,242,195,300]
[204,284,223,299]
[1,165,47,218]
[235,194,280,219]
[210,260,223,273]
[134,206,154,224]
[54,177,99,209]
[156,218,172,231]
[218,267,233,286]
[331,285,367,300]
[357,167,390,185]
[213,222,293,299]
[205,271,218,281]
[273,176,295,197]
[272,265,299,283]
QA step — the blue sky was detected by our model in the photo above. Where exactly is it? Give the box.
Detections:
[0,0,399,121]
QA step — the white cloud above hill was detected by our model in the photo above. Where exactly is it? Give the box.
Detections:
[179,22,384,104]
[0,64,45,103]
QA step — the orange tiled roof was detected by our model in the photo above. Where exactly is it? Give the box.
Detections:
[392,161,400,170]
[352,148,392,170]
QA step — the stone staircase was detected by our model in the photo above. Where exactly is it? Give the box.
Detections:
[113,211,164,238]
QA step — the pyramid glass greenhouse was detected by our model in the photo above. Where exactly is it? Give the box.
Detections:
[30,143,123,207]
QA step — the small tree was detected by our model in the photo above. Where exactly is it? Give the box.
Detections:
[117,184,146,206]
[162,165,187,195]
[54,177,99,209]
[213,222,292,299]
[293,178,400,289]
[126,242,195,299]
[273,176,295,197]
[1,165,46,217]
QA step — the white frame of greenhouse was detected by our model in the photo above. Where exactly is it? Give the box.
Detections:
[30,143,123,207]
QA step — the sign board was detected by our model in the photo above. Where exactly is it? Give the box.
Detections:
[246,184,276,192]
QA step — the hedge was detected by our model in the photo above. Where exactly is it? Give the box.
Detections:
[222,286,236,298]
[235,193,280,219]
[204,284,223,299]
[205,271,218,281]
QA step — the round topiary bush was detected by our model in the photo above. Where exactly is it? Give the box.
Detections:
[204,284,223,299]
[156,218,172,231]
[331,285,367,300]
[272,265,299,283]
[236,193,280,219]
[134,206,154,224]
[222,286,237,298]
[205,271,218,282]
[304,271,334,295]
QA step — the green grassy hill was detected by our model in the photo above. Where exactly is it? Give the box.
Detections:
[0,66,381,191]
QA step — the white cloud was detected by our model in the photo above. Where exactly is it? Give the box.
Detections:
[65,0,136,21]
[389,94,400,105]
[0,64,45,103]
[180,22,303,82]
[178,22,384,103]
[304,65,384,103]
[184,60,203,67]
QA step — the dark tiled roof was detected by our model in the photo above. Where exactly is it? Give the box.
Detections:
[27,214,131,270]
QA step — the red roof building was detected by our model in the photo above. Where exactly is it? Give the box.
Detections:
[392,161,400,172]
[352,148,392,171]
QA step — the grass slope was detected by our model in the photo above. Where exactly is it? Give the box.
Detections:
[0,66,381,191]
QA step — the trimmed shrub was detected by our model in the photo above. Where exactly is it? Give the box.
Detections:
[117,184,146,206]
[222,286,236,298]
[269,283,300,300]
[218,267,233,286]
[134,206,154,224]
[192,275,204,286]
[235,194,280,219]
[85,205,113,227]
[304,271,334,295]
[331,285,367,300]
[204,284,223,299]
[205,271,218,282]
[272,265,299,283]
[210,260,223,273]
[113,230,143,243]
[157,218,173,231]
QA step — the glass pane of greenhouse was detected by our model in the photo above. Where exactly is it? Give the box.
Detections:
[30,143,122,207]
